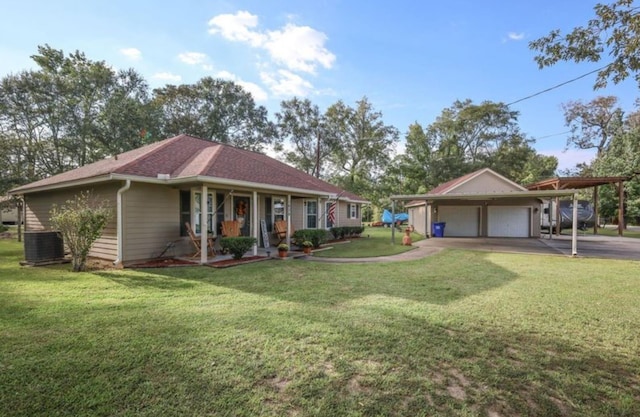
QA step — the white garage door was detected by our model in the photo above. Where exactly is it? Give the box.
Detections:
[438,206,480,237]
[488,206,530,237]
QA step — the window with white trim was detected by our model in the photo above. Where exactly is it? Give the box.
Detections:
[194,191,214,234]
[305,200,317,228]
[273,196,285,225]
[348,203,358,219]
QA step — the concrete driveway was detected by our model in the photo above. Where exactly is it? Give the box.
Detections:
[417,234,640,261]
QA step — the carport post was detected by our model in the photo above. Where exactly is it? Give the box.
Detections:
[571,193,578,257]
[391,200,396,245]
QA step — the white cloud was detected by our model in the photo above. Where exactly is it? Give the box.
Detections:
[213,70,268,101]
[261,70,313,96]
[238,81,268,101]
[178,52,208,65]
[507,32,525,41]
[208,11,335,74]
[202,64,214,71]
[120,47,142,60]
[214,70,237,79]
[264,24,335,73]
[152,72,182,83]
[208,10,265,46]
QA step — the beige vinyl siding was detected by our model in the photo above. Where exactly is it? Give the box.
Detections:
[340,201,362,227]
[123,183,179,262]
[24,183,119,260]
[454,174,523,194]
[408,205,427,236]
[291,198,304,230]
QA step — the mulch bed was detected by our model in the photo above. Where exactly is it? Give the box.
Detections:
[207,256,268,268]
[130,258,199,268]
[130,256,270,269]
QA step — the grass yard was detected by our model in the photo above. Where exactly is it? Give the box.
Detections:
[1,237,640,416]
[314,226,424,258]
[586,226,640,239]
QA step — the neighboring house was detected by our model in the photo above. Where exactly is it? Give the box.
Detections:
[0,195,19,224]
[401,168,546,238]
[9,135,367,265]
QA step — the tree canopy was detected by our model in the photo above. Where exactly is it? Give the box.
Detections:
[530,0,640,89]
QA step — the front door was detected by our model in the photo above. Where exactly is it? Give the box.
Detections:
[233,196,251,236]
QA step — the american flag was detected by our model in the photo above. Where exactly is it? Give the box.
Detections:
[328,202,336,225]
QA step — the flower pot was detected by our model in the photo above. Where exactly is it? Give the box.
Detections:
[303,247,312,255]
[278,250,288,258]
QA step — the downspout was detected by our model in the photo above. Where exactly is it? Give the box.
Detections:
[114,179,131,267]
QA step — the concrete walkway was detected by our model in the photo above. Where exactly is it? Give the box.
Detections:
[305,234,640,263]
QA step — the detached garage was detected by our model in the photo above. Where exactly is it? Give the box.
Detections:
[401,168,546,238]
[487,206,531,237]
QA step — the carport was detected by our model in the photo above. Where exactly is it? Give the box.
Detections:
[527,176,630,236]
[391,189,584,256]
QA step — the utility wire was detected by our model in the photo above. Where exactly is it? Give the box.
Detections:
[506,64,612,106]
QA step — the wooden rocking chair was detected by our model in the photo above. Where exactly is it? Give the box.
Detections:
[185,222,216,258]
[221,220,241,237]
[273,220,294,245]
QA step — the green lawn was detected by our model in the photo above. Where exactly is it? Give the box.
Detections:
[1,237,640,416]
[314,226,424,258]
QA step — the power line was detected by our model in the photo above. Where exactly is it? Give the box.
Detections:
[506,64,611,107]
[532,130,571,140]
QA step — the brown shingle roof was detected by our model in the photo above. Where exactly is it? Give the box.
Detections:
[11,135,367,202]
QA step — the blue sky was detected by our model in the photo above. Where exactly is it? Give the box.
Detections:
[1,0,637,171]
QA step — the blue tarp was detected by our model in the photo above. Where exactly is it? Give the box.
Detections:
[382,209,409,224]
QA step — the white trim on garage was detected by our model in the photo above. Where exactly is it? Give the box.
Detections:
[488,206,530,237]
[438,206,480,237]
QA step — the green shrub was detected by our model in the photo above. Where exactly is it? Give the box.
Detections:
[0,224,7,233]
[330,226,364,239]
[49,192,112,272]
[220,237,257,260]
[292,229,327,248]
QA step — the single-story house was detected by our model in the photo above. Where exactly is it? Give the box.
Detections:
[397,168,575,238]
[9,135,367,266]
[0,196,20,224]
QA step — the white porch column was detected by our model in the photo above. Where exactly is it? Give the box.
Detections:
[571,192,578,257]
[287,194,292,247]
[201,184,208,264]
[253,191,258,256]
[425,202,431,237]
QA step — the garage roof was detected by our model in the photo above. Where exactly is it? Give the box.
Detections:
[393,189,578,203]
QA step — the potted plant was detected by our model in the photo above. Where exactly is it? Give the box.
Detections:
[277,243,289,258]
[301,240,313,254]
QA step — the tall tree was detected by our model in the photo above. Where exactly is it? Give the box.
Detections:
[397,99,556,190]
[324,97,399,195]
[275,98,333,177]
[0,45,154,183]
[530,0,640,89]
[153,77,278,152]
[591,107,640,223]
[562,96,624,157]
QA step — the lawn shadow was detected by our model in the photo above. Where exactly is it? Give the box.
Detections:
[124,250,520,306]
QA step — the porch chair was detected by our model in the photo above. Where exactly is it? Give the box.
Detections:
[185,222,216,258]
[273,220,294,245]
[221,220,241,237]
